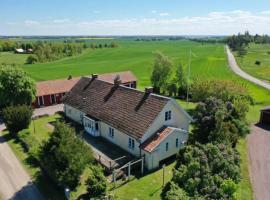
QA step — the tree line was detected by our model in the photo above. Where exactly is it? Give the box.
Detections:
[90,41,119,49]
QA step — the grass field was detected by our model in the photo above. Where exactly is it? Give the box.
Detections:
[22,40,270,122]
[236,43,270,82]
[0,52,30,65]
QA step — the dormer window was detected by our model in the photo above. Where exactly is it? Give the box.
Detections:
[165,110,172,121]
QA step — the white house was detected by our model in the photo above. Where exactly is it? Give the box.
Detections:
[63,74,192,170]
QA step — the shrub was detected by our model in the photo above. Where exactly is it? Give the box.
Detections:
[85,165,107,198]
[162,181,190,200]
[255,60,261,65]
[161,143,241,200]
[2,105,33,134]
[190,78,253,104]
[26,55,38,64]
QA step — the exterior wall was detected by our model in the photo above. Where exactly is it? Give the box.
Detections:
[64,104,85,124]
[99,121,141,157]
[33,93,65,108]
[141,100,190,143]
[143,129,188,170]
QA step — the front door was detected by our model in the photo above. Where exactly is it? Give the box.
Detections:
[51,94,56,104]
[38,96,44,107]
[84,117,100,137]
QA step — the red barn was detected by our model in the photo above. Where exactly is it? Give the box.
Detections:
[33,71,137,108]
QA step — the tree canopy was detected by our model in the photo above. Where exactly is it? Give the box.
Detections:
[0,66,36,109]
[39,122,94,189]
[162,143,240,200]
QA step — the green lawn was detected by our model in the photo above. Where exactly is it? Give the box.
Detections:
[111,162,175,200]
[236,43,270,82]
[0,51,30,65]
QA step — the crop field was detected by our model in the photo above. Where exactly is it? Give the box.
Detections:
[236,43,270,82]
[22,40,270,123]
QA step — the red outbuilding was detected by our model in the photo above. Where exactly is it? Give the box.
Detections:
[33,71,137,108]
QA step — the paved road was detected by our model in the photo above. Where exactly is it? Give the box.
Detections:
[0,104,63,200]
[226,46,270,90]
[247,125,270,200]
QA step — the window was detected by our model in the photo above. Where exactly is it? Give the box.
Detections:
[109,127,114,138]
[176,138,179,148]
[165,111,172,121]
[166,142,169,151]
[128,138,135,149]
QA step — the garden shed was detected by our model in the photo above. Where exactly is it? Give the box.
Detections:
[260,106,270,125]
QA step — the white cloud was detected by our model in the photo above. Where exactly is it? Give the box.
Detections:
[53,19,70,23]
[151,10,157,14]
[261,10,270,15]
[24,20,40,26]
[3,10,270,35]
[159,12,169,16]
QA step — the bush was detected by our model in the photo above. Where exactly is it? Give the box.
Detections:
[39,122,94,189]
[85,165,107,198]
[190,78,253,104]
[255,60,261,65]
[26,55,38,64]
[162,181,190,200]
[161,143,241,200]
[2,105,33,134]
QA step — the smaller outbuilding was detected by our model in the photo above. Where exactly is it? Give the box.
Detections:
[260,106,270,125]
[14,48,25,54]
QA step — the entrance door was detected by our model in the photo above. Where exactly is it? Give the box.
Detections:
[38,96,44,107]
[51,94,56,104]
[84,118,100,137]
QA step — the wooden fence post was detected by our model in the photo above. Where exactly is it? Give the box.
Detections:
[128,162,131,180]
[141,157,144,175]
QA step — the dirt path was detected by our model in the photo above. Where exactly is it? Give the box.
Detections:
[247,125,270,200]
[226,46,270,90]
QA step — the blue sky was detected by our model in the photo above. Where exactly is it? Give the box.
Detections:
[1,0,270,35]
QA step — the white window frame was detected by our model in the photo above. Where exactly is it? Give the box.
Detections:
[166,142,169,151]
[128,138,135,150]
[165,110,172,121]
[109,127,114,138]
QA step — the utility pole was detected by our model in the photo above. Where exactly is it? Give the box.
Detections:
[186,49,191,108]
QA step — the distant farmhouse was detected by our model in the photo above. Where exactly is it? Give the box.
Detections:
[62,74,192,170]
[33,71,137,108]
[14,48,33,54]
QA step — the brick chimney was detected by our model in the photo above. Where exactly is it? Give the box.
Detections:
[92,74,98,79]
[114,74,122,85]
[145,87,153,94]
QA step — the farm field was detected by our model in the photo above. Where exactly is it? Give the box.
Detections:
[22,40,270,122]
[236,43,270,82]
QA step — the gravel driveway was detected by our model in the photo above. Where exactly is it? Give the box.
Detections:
[226,46,270,90]
[248,125,270,200]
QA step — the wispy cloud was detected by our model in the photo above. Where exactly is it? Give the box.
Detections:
[4,10,270,35]
[151,10,157,14]
[93,10,100,14]
[159,12,169,16]
[24,20,40,26]
[52,19,70,23]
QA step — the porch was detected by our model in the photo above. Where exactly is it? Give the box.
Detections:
[83,132,135,172]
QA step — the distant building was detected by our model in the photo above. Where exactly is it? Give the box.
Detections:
[62,75,192,170]
[33,71,137,108]
[14,48,25,54]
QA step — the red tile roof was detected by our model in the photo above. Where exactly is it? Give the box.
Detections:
[63,77,170,139]
[141,127,173,153]
[36,71,137,96]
